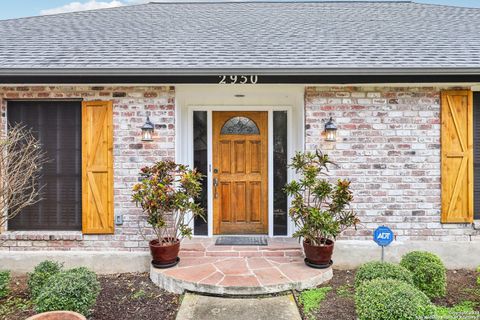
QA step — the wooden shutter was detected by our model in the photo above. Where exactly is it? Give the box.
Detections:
[82,101,114,234]
[441,90,473,223]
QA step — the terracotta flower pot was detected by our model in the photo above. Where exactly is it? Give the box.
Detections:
[26,311,86,320]
[303,238,334,267]
[149,238,180,267]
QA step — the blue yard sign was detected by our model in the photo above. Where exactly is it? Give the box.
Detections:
[373,226,394,246]
[373,226,394,261]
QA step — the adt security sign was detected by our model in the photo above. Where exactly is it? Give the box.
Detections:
[373,226,394,261]
[374,226,394,246]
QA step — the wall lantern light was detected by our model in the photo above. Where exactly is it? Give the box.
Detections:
[324,117,337,142]
[141,116,154,141]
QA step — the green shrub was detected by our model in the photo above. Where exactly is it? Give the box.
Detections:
[299,287,332,319]
[400,251,447,298]
[34,267,100,316]
[355,279,434,320]
[0,271,10,299]
[27,260,63,299]
[355,261,413,288]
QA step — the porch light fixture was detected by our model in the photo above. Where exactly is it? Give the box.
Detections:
[141,116,154,141]
[324,117,337,142]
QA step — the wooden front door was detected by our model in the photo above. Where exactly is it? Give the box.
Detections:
[213,111,268,234]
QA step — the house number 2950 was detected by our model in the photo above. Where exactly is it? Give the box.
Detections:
[218,75,258,84]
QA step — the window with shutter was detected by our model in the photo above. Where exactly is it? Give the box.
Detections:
[441,90,473,223]
[82,101,114,234]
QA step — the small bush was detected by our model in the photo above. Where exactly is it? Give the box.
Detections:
[355,261,413,288]
[27,260,63,299]
[355,278,434,320]
[400,251,447,298]
[299,287,332,319]
[0,271,10,299]
[34,267,100,316]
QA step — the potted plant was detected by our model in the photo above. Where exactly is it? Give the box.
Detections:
[284,151,359,268]
[132,160,204,268]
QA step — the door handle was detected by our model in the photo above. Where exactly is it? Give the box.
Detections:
[213,177,219,199]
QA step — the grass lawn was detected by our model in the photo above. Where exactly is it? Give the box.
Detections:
[295,269,480,320]
[0,273,180,320]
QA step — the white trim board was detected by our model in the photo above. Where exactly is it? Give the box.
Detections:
[1,83,479,88]
[175,85,305,237]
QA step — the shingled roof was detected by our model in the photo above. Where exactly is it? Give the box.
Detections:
[0,1,480,75]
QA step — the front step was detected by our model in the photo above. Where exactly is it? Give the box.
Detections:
[149,238,333,295]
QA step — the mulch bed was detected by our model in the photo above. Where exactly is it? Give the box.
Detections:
[0,273,180,320]
[91,273,180,320]
[434,269,480,308]
[295,269,480,320]
[0,275,35,320]
[2,269,478,320]
[294,270,357,320]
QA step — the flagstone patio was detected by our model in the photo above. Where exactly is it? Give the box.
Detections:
[149,238,333,295]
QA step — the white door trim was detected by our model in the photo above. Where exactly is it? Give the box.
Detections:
[186,106,293,237]
[175,84,305,238]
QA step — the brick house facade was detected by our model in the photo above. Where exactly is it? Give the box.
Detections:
[1,1,480,270]
[1,85,479,254]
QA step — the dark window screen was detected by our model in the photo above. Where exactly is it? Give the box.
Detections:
[7,101,82,231]
[193,111,208,235]
[474,93,480,220]
[273,111,288,235]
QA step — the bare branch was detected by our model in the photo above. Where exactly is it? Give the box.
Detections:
[0,124,49,233]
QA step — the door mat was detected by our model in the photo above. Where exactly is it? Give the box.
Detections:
[215,236,268,246]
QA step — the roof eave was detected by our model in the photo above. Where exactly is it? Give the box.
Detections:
[1,67,480,76]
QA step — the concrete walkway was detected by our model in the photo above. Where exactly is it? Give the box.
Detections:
[176,293,302,320]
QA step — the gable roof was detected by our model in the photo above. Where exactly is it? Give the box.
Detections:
[0,1,480,76]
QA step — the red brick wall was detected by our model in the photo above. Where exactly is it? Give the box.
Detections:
[1,85,478,251]
[0,86,175,251]
[305,86,479,241]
